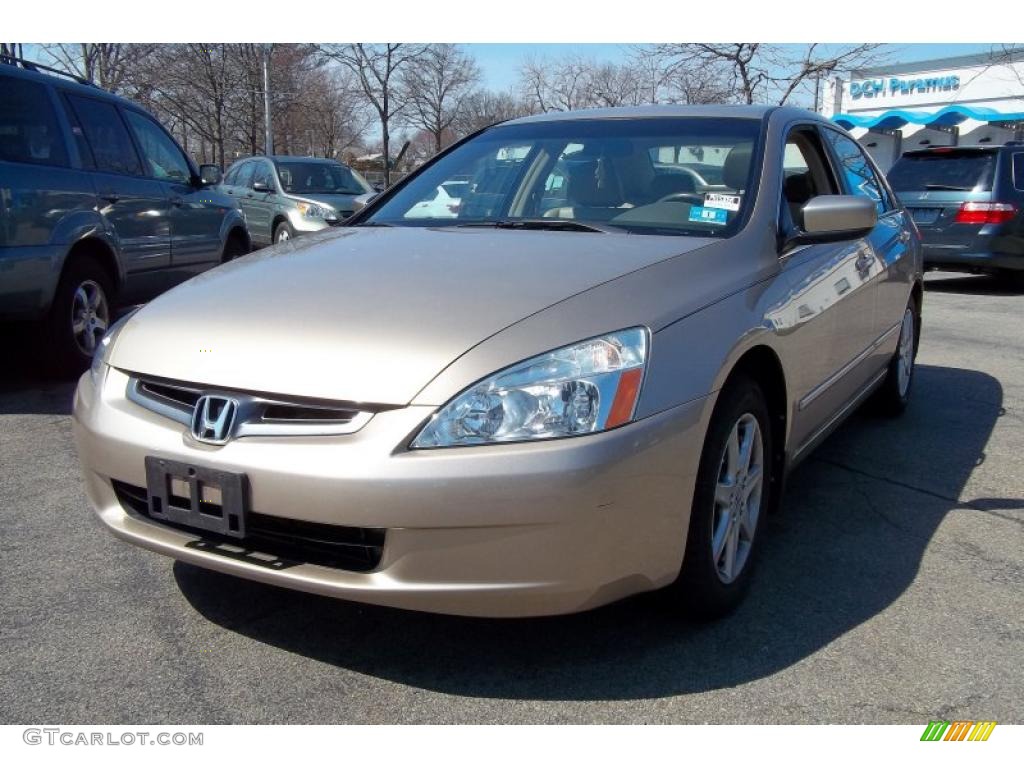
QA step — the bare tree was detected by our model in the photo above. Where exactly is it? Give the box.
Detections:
[451,89,534,136]
[401,44,481,154]
[39,43,156,94]
[519,53,597,112]
[645,43,887,106]
[316,43,427,185]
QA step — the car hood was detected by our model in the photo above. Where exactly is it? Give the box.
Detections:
[110,226,713,405]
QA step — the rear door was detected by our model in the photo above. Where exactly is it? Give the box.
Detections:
[243,160,276,244]
[64,93,172,298]
[121,108,223,270]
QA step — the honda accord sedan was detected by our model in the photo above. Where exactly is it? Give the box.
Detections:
[73,105,922,617]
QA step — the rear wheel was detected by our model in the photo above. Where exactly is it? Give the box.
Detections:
[671,376,772,618]
[872,296,918,417]
[45,255,113,377]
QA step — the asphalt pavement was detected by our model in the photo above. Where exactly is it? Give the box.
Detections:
[1,272,1021,724]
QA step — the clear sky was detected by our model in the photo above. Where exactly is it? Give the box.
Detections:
[469,43,1000,92]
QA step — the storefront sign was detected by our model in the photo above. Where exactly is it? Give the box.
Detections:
[851,75,960,100]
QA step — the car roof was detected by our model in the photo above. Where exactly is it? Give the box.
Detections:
[269,155,343,164]
[0,59,139,110]
[501,104,804,126]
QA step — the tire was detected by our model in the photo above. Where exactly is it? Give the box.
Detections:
[872,295,919,417]
[44,255,114,377]
[222,231,249,262]
[273,221,294,244]
[671,376,773,618]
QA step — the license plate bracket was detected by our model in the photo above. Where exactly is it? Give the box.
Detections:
[144,456,247,539]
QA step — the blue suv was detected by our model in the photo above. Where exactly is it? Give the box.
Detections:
[0,56,249,373]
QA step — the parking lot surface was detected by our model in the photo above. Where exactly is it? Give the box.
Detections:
[1,272,1021,724]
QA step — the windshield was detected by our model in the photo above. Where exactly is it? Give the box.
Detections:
[887,150,997,192]
[363,117,762,237]
[276,161,372,195]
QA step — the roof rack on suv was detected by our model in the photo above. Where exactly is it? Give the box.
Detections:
[0,53,100,88]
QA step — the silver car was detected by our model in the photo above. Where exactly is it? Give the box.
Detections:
[73,105,922,618]
[220,155,374,245]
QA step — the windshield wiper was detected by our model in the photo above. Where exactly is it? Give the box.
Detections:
[924,183,974,191]
[457,219,615,233]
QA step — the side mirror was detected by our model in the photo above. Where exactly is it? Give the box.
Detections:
[198,164,221,186]
[252,180,272,194]
[786,195,877,249]
[372,184,384,193]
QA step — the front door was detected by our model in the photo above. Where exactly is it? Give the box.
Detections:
[121,108,223,271]
[775,126,882,452]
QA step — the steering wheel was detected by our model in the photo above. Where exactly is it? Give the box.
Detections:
[657,192,707,206]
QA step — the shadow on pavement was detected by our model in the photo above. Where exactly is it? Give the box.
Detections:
[923,273,1023,296]
[175,362,1004,700]
[0,323,77,413]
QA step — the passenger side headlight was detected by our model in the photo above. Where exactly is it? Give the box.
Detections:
[296,201,333,220]
[411,328,648,448]
[90,310,136,388]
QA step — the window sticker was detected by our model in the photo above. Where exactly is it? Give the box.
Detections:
[688,206,729,225]
[704,193,741,211]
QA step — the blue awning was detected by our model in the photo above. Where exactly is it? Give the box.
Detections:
[832,105,1024,130]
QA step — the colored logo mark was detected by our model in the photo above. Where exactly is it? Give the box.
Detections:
[920,720,996,742]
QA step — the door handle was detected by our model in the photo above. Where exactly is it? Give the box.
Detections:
[100,192,119,204]
[855,251,876,271]
[244,193,254,199]
[171,196,184,207]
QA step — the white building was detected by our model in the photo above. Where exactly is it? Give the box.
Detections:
[821,49,1024,171]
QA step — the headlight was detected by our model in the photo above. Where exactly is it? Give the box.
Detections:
[411,328,648,448]
[295,201,334,220]
[90,310,136,387]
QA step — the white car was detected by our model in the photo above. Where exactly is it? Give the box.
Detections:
[403,180,469,218]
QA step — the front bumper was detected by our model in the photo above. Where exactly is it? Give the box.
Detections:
[73,367,708,617]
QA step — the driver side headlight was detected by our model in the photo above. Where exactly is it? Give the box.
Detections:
[411,328,648,448]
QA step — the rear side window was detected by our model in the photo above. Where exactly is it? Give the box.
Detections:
[253,162,275,189]
[234,161,256,188]
[0,75,68,167]
[1013,153,1024,192]
[887,150,996,193]
[66,95,142,176]
[822,128,888,214]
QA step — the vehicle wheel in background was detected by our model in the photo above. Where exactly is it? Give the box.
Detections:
[222,230,249,262]
[44,255,113,377]
[871,295,919,417]
[273,221,294,244]
[671,376,772,619]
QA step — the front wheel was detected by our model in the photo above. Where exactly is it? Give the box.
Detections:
[671,376,772,618]
[273,221,294,244]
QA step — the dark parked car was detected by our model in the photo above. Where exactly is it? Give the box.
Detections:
[220,155,374,246]
[887,142,1024,286]
[0,56,249,373]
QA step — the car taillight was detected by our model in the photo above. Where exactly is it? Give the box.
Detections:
[953,202,1017,225]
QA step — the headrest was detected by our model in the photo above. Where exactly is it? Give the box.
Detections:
[722,145,754,191]
[565,157,623,208]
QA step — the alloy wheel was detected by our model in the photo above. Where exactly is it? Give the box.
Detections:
[71,279,110,356]
[897,307,915,397]
[711,412,765,584]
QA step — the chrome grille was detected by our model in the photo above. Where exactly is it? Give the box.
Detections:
[126,376,375,438]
